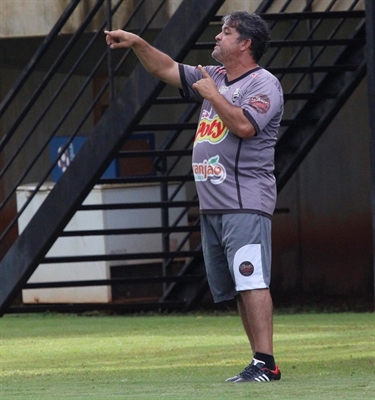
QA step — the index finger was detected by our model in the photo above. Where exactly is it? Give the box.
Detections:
[104,30,115,44]
[104,30,122,48]
[197,65,209,78]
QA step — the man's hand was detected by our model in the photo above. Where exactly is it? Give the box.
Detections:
[193,66,255,138]
[192,65,220,101]
[104,29,182,88]
[104,30,139,49]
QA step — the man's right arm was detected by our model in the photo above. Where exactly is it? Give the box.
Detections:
[104,30,182,89]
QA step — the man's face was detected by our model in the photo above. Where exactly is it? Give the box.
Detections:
[212,23,243,64]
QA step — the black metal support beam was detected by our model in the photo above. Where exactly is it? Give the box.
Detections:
[365,0,375,310]
[0,0,226,315]
[275,21,367,192]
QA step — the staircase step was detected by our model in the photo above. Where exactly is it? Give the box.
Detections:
[280,119,319,126]
[154,97,196,104]
[284,92,337,100]
[98,175,194,185]
[261,10,365,20]
[194,38,365,50]
[42,250,200,264]
[269,65,359,74]
[117,149,192,157]
[134,122,197,131]
[24,274,206,289]
[60,225,200,237]
[78,200,198,211]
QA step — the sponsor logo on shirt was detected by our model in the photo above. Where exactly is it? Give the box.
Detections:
[249,94,271,114]
[194,113,228,147]
[219,85,231,94]
[192,155,226,185]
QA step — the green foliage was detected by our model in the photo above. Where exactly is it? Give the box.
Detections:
[1,312,374,399]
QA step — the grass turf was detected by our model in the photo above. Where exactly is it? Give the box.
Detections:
[1,311,374,399]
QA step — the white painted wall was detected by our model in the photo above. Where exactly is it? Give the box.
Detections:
[0,0,136,38]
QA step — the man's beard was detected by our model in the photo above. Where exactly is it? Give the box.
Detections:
[212,49,221,63]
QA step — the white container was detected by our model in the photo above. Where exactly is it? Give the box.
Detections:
[16,183,187,304]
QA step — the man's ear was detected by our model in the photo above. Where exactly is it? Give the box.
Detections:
[241,38,252,52]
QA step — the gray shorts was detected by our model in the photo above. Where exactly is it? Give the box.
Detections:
[200,213,272,303]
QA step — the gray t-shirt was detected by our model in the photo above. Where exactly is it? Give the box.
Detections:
[179,64,284,217]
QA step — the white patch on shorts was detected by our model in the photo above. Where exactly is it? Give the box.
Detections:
[233,244,267,291]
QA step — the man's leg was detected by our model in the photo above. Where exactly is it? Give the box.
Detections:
[223,214,280,382]
[237,288,273,356]
[237,293,255,353]
[225,288,279,382]
[226,287,279,382]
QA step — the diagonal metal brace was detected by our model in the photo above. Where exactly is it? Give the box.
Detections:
[0,0,226,315]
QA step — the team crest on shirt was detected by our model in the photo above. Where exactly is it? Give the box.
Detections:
[232,88,241,103]
[192,155,227,185]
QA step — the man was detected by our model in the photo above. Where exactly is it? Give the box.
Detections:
[105,10,284,383]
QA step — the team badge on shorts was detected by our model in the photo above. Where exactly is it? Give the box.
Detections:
[234,244,266,290]
[239,261,254,277]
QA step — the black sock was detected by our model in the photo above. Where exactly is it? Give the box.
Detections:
[254,352,276,369]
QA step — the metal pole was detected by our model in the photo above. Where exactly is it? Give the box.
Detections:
[107,0,116,100]
[160,158,170,293]
[365,0,375,310]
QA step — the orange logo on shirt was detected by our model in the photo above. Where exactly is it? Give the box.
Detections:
[194,115,228,146]
[192,155,227,185]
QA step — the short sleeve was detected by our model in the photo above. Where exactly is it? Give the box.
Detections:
[241,73,284,134]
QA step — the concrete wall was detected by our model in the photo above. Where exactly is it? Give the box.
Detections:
[0,0,137,38]
[0,0,365,39]
[272,78,372,302]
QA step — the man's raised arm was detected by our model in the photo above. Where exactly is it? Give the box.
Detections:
[104,30,182,89]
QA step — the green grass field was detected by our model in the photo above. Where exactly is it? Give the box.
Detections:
[1,311,374,399]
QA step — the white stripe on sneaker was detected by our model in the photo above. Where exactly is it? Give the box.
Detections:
[255,374,270,382]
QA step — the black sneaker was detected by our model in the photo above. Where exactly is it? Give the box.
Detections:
[226,359,281,383]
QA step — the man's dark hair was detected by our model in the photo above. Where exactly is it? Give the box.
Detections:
[222,11,270,62]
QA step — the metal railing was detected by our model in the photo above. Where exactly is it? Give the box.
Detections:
[0,0,367,312]
[1,0,182,255]
[0,0,226,313]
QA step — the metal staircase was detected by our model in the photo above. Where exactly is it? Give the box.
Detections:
[0,0,368,314]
